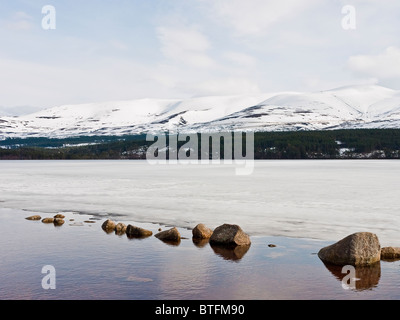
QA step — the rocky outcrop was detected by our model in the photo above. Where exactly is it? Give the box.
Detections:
[155,227,181,242]
[209,224,251,247]
[192,224,213,239]
[381,247,400,260]
[126,225,153,238]
[318,232,381,266]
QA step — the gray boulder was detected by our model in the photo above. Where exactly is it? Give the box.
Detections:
[318,232,381,266]
[209,224,251,247]
[192,224,213,239]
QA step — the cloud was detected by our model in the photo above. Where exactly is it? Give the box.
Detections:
[3,11,34,30]
[200,0,318,36]
[182,77,261,96]
[348,46,400,79]
[156,25,215,68]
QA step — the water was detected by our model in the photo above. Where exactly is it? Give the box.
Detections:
[1,208,400,300]
[1,160,400,246]
[1,160,400,300]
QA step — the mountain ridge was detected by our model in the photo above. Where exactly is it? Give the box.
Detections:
[1,84,400,139]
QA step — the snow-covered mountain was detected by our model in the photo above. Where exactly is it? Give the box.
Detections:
[1,85,400,139]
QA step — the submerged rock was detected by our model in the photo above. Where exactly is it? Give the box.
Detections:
[126,225,152,238]
[155,227,181,242]
[209,224,251,247]
[192,224,213,239]
[381,247,400,260]
[26,215,42,221]
[318,232,381,266]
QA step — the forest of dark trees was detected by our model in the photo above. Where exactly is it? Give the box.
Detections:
[1,129,400,160]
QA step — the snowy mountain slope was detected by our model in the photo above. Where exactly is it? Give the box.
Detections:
[1,85,400,139]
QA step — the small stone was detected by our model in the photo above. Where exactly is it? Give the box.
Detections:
[26,215,41,221]
[268,244,276,248]
[126,225,153,238]
[192,224,213,239]
[115,223,127,235]
[381,247,400,260]
[155,227,181,242]
[53,218,65,226]
[42,218,55,224]
[54,214,65,219]
[101,219,116,232]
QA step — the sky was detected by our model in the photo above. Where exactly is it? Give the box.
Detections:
[0,0,400,109]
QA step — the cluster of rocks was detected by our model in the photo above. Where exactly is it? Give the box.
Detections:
[26,214,66,226]
[101,220,251,247]
[318,232,400,266]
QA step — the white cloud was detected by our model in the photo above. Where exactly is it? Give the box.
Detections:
[348,46,400,79]
[3,11,34,30]
[156,25,215,68]
[200,0,318,36]
[183,77,261,96]
[222,51,257,67]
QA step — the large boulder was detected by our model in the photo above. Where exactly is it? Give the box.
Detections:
[155,227,181,242]
[192,224,213,239]
[318,232,381,266]
[381,247,400,260]
[209,224,251,247]
[126,225,152,238]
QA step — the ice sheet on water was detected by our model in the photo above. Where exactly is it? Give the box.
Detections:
[1,160,400,246]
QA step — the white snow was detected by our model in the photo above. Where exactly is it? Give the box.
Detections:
[1,85,400,139]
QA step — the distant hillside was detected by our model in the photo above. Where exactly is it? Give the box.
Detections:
[1,85,400,140]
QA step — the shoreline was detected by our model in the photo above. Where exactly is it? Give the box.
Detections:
[1,207,400,300]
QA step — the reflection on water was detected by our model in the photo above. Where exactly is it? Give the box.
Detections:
[210,244,251,261]
[1,208,400,300]
[322,262,381,291]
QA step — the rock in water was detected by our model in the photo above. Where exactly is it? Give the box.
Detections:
[155,227,181,242]
[42,218,55,224]
[53,218,65,226]
[115,223,127,235]
[381,247,400,260]
[102,219,116,232]
[318,232,381,266]
[209,224,251,247]
[26,215,42,221]
[192,224,213,239]
[126,225,152,238]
